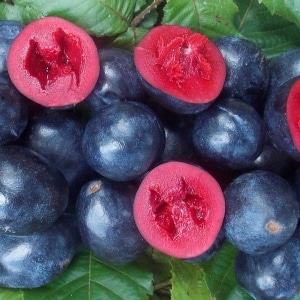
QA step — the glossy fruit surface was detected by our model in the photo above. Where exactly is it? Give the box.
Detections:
[76,177,148,264]
[133,161,225,259]
[7,16,99,107]
[0,20,24,73]
[0,214,78,289]
[235,224,300,300]
[82,101,165,181]
[192,97,265,170]
[264,77,300,161]
[20,108,95,197]
[0,145,69,235]
[134,25,226,114]
[224,170,299,255]
[0,83,28,146]
[84,47,146,112]
[213,36,269,112]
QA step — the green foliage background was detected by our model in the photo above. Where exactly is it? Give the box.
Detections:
[0,0,300,299]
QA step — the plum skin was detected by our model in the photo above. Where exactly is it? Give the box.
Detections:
[0,215,78,289]
[82,101,166,182]
[192,97,265,170]
[224,170,299,255]
[84,47,147,112]
[235,224,300,300]
[76,178,148,264]
[0,145,69,235]
[213,36,269,113]
[19,108,96,198]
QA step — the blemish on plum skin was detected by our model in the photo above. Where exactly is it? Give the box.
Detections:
[25,27,83,90]
[88,182,102,195]
[265,220,282,234]
[149,178,209,240]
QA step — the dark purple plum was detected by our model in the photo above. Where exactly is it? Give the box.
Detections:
[0,82,28,146]
[156,109,200,164]
[19,108,96,198]
[246,134,294,176]
[264,76,300,161]
[76,177,148,264]
[267,47,300,99]
[0,20,24,73]
[0,214,78,288]
[235,223,300,300]
[192,97,265,170]
[213,36,269,113]
[83,47,146,112]
[224,170,299,255]
[82,101,165,181]
[0,145,69,235]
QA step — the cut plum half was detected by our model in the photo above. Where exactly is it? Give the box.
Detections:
[133,161,225,259]
[134,25,226,114]
[7,16,100,108]
[287,77,300,152]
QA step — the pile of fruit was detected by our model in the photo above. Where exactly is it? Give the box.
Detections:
[0,3,300,299]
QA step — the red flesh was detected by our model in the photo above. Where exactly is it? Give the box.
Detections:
[7,16,100,107]
[287,78,300,151]
[133,161,225,259]
[134,25,226,104]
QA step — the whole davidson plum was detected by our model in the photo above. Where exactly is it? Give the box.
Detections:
[0,145,69,235]
[0,214,78,289]
[76,177,148,264]
[224,170,299,255]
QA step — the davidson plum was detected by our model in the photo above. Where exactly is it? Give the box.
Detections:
[82,101,165,181]
[192,97,265,170]
[264,76,300,161]
[133,161,225,259]
[0,145,69,235]
[0,214,78,289]
[84,47,146,112]
[76,177,148,264]
[235,223,300,300]
[134,25,226,114]
[7,16,100,108]
[224,170,299,255]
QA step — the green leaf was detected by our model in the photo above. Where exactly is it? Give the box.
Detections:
[201,241,253,300]
[234,0,300,59]
[0,2,41,23]
[0,0,137,36]
[259,0,300,27]
[0,250,153,300]
[162,0,240,37]
[111,26,149,50]
[170,259,211,300]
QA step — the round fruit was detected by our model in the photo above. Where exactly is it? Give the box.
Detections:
[82,101,165,181]
[192,97,265,170]
[76,177,148,264]
[0,214,78,289]
[224,170,299,255]
[134,25,226,114]
[133,161,225,259]
[213,36,269,112]
[84,47,146,112]
[264,76,300,161]
[0,145,69,235]
[235,224,300,300]
[7,16,100,108]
